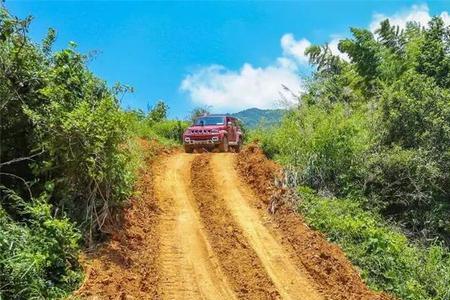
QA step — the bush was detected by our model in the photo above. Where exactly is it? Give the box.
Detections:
[0,8,147,298]
[0,190,82,299]
[150,120,189,143]
[365,147,441,209]
[299,187,450,300]
[22,46,136,243]
[379,70,450,153]
[255,104,372,195]
[363,147,450,242]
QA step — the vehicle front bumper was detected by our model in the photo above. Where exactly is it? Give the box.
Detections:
[183,136,221,145]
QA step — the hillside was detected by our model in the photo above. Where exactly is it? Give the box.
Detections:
[231,108,285,128]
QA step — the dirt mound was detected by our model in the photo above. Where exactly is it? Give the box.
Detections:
[236,144,282,205]
[236,144,393,300]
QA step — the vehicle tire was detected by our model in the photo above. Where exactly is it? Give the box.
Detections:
[219,136,229,152]
[235,139,242,153]
[184,145,194,153]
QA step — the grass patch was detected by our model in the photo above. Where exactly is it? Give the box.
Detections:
[298,187,450,300]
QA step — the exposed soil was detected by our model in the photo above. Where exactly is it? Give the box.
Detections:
[154,153,236,299]
[236,144,393,300]
[76,144,392,299]
[76,139,165,299]
[191,154,280,299]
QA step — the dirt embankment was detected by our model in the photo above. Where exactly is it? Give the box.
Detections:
[76,140,165,299]
[76,144,392,300]
[236,144,392,300]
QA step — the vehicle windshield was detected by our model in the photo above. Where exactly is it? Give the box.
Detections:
[194,116,225,126]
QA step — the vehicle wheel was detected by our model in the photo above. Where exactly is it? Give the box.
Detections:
[234,139,242,153]
[184,145,194,153]
[219,136,229,152]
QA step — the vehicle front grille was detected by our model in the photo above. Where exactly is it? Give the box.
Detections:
[191,129,212,134]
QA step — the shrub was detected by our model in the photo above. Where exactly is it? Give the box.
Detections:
[299,187,450,300]
[379,70,450,153]
[0,189,82,299]
[0,8,145,298]
[256,104,372,195]
[247,126,279,158]
[23,46,135,243]
[123,108,188,145]
[362,147,450,242]
[150,120,189,143]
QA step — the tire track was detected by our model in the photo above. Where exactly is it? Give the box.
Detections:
[210,153,324,300]
[154,153,236,300]
[190,154,281,299]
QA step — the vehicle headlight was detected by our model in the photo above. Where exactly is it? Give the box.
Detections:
[211,129,219,133]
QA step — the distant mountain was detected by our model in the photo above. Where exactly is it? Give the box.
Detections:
[231,108,286,129]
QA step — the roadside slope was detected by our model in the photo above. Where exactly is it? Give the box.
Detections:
[76,143,162,299]
[236,145,392,300]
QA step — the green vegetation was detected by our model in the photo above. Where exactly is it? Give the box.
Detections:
[252,16,450,299]
[2,4,450,300]
[0,8,184,299]
[124,103,189,146]
[231,108,286,128]
[300,188,450,299]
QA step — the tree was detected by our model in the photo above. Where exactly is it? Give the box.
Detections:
[416,17,450,88]
[147,100,168,123]
[188,106,210,122]
[338,28,381,93]
[305,44,342,75]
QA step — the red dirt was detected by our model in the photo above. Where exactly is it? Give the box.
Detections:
[75,139,166,299]
[190,154,280,299]
[236,144,393,300]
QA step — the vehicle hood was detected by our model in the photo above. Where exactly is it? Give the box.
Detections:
[184,125,226,134]
[188,125,225,130]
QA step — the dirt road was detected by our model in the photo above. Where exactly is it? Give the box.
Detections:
[155,154,236,299]
[77,150,390,300]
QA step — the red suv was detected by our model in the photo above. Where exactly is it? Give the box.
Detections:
[183,114,243,153]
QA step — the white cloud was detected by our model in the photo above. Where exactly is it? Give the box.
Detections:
[441,11,450,26]
[369,4,450,32]
[181,5,450,111]
[180,61,301,112]
[281,33,311,64]
[181,34,308,112]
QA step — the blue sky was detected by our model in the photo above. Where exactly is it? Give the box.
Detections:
[6,1,450,118]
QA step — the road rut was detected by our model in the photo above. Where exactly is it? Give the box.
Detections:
[155,154,236,300]
[210,154,323,300]
[154,153,323,300]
